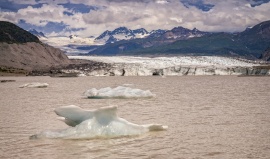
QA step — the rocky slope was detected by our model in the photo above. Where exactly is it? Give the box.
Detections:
[0,21,71,75]
[0,42,71,71]
[259,47,270,61]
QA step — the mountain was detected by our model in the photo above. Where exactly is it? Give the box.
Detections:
[148,29,167,38]
[132,28,149,38]
[28,29,46,38]
[94,26,208,45]
[0,21,40,43]
[234,20,270,54]
[89,20,270,59]
[95,27,150,44]
[159,27,207,40]
[0,21,70,75]
[259,47,270,61]
[89,26,212,55]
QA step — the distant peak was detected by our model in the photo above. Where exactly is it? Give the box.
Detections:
[28,29,46,38]
[28,29,37,31]
[112,27,131,33]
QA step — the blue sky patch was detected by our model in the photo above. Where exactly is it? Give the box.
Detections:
[250,0,270,7]
[58,3,97,13]
[0,0,44,12]
[180,0,214,11]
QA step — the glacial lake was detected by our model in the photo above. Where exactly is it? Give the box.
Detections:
[0,76,269,159]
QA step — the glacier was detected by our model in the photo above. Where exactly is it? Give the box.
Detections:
[83,86,155,99]
[66,56,270,76]
[31,105,167,139]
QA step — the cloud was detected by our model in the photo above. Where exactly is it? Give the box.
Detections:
[0,0,270,37]
[80,0,270,34]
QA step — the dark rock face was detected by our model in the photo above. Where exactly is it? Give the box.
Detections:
[0,21,40,43]
[259,47,270,61]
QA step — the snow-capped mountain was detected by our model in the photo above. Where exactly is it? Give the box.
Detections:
[148,29,167,38]
[160,26,207,40]
[28,29,46,38]
[95,27,151,44]
[95,26,208,44]
[34,25,211,55]
[131,28,149,38]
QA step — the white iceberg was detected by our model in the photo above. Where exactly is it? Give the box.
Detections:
[19,82,49,88]
[83,86,155,99]
[31,105,167,139]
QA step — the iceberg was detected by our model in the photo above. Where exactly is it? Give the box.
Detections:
[19,82,49,88]
[83,86,155,99]
[31,105,167,139]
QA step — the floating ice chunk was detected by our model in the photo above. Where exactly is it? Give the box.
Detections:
[31,105,167,139]
[122,83,134,86]
[19,82,49,88]
[83,86,155,99]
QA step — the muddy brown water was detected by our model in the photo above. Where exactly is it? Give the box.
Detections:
[0,76,269,159]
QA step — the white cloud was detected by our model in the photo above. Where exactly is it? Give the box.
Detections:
[0,0,270,37]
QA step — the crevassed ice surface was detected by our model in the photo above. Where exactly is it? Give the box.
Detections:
[69,56,257,68]
[83,86,155,98]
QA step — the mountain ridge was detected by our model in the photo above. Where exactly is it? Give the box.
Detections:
[88,20,270,60]
[94,26,207,44]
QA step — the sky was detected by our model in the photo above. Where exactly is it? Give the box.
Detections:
[0,0,270,37]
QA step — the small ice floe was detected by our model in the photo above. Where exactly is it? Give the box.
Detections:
[122,83,134,86]
[19,82,49,88]
[30,105,167,139]
[78,73,86,77]
[83,86,155,99]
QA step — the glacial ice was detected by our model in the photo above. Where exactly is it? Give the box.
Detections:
[69,56,257,68]
[83,86,155,99]
[66,56,267,76]
[19,82,49,88]
[31,105,167,139]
